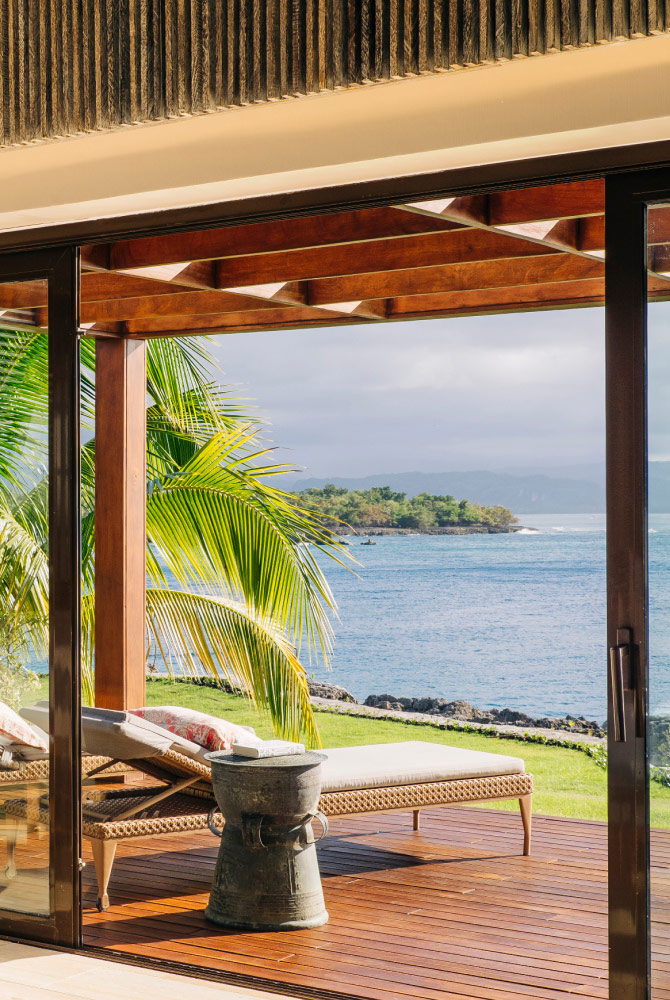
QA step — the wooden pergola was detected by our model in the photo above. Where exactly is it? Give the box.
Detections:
[7,177,670,340]
[1,176,666,711]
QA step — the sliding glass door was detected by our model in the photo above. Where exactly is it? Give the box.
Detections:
[606,171,670,1000]
[0,249,81,946]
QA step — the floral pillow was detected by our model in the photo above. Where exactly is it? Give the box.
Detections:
[129,705,261,752]
[0,701,49,751]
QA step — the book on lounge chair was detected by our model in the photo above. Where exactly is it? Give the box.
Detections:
[232,739,305,758]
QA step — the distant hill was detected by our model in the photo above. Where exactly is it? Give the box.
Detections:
[285,470,605,514]
[281,462,670,514]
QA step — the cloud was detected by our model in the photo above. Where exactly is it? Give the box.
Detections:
[212,308,607,478]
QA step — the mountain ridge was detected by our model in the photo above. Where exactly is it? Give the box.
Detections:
[283,463,670,513]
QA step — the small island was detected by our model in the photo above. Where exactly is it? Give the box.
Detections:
[293,484,524,534]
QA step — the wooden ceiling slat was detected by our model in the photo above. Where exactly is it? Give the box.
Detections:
[488,180,604,224]
[214,229,559,287]
[115,261,217,289]
[80,289,302,324]
[80,272,214,301]
[308,253,604,304]
[0,280,48,309]
[401,180,604,227]
[123,306,357,337]
[101,207,464,271]
[387,278,606,317]
[63,183,670,340]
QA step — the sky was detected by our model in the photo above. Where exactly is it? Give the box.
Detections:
[208,303,670,481]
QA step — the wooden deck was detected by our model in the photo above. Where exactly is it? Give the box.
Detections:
[79,805,629,1000]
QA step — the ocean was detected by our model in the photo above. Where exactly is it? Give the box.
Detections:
[39,512,670,725]
[302,513,670,724]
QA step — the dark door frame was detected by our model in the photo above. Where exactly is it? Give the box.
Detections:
[605,168,670,1000]
[0,248,81,947]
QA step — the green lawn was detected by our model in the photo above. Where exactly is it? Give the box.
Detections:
[143,678,670,828]
[30,675,670,826]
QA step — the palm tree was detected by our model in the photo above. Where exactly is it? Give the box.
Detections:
[0,330,348,745]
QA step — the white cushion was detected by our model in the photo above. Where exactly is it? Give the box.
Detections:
[0,700,48,751]
[319,741,525,794]
[21,702,206,761]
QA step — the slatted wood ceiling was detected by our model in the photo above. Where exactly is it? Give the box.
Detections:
[2,178,669,335]
[0,0,668,146]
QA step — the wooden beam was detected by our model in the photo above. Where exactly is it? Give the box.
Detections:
[80,272,216,302]
[81,289,300,324]
[401,180,604,225]
[101,207,463,271]
[81,245,111,271]
[488,180,604,224]
[94,339,147,710]
[115,261,217,289]
[0,280,48,308]
[122,304,366,337]
[386,278,607,318]
[214,229,558,287]
[308,252,604,305]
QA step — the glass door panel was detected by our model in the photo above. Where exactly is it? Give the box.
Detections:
[0,277,51,917]
[648,203,670,998]
[0,250,80,946]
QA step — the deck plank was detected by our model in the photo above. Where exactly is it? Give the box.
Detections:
[76,805,631,998]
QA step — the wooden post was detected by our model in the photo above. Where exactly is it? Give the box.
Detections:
[94,338,147,709]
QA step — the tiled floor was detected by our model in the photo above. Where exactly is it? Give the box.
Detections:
[0,940,290,1000]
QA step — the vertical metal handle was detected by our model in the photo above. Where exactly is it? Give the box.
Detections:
[609,641,629,742]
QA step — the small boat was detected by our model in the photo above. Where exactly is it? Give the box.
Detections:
[360,538,376,545]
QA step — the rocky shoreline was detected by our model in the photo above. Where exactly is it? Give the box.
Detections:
[307,680,606,738]
[146,675,607,744]
[334,525,533,536]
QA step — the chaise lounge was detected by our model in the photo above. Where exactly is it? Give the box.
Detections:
[9,704,532,911]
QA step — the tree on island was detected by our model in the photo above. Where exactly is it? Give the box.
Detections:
[294,485,517,530]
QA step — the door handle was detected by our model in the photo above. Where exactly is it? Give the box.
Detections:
[609,640,629,742]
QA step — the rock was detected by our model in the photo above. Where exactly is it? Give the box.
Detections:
[363,692,606,737]
[308,680,359,703]
[364,694,404,710]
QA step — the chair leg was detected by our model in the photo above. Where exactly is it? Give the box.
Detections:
[519,795,532,856]
[90,838,117,911]
[413,809,421,831]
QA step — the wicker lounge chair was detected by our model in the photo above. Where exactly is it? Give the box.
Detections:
[0,724,133,882]
[10,705,532,911]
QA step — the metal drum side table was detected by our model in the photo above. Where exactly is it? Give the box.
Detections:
[205,751,329,931]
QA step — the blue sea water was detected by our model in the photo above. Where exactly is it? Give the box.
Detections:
[38,512,670,725]
[301,513,670,724]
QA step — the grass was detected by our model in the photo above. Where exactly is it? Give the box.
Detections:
[144,677,670,828]
[30,673,670,826]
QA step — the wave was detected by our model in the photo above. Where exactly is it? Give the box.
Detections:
[516,528,540,535]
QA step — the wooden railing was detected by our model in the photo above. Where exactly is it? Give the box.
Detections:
[0,0,666,146]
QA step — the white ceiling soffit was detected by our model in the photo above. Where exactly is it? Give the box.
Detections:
[1,34,670,235]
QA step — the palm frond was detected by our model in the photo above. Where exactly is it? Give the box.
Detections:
[147,427,352,664]
[81,592,95,706]
[144,588,320,746]
[0,506,49,652]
